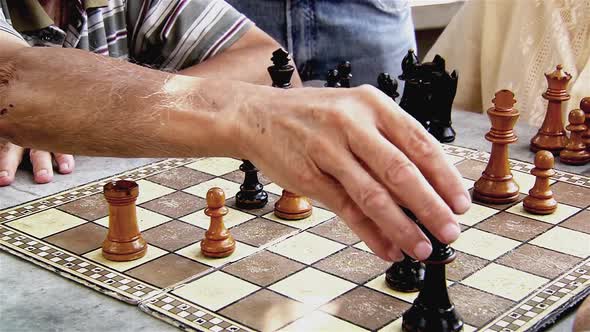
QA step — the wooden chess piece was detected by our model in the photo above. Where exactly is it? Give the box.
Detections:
[201,187,235,258]
[402,224,463,332]
[530,65,572,154]
[560,109,590,165]
[102,180,148,261]
[580,97,590,150]
[236,160,268,209]
[274,189,313,220]
[473,90,520,204]
[523,151,558,215]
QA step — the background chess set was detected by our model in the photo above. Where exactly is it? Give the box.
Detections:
[0,145,588,332]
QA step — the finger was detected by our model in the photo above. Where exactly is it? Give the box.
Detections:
[365,87,470,214]
[0,142,24,186]
[29,149,54,184]
[315,149,432,260]
[53,153,75,174]
[348,128,461,244]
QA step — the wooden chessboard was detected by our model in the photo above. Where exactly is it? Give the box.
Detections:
[1,144,588,332]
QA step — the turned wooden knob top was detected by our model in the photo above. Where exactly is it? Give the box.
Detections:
[569,109,586,125]
[104,180,139,199]
[580,97,590,112]
[207,187,225,208]
[535,150,554,169]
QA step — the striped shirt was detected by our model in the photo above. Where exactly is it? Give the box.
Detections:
[0,0,252,70]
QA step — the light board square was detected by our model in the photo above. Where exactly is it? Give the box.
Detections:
[94,207,171,231]
[530,227,590,258]
[83,246,167,272]
[462,263,549,301]
[461,178,475,191]
[379,318,477,332]
[268,232,345,264]
[506,202,581,225]
[176,241,257,268]
[172,271,259,311]
[445,154,465,165]
[7,209,86,238]
[269,268,355,307]
[353,241,373,253]
[135,180,175,204]
[185,158,242,176]
[365,274,453,304]
[263,207,335,230]
[180,207,254,229]
[452,228,520,260]
[280,311,368,332]
[183,178,241,199]
[264,182,284,196]
[512,170,556,194]
[456,204,499,226]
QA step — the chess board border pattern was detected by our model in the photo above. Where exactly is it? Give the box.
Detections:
[0,144,588,332]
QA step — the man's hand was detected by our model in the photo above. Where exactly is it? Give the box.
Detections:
[0,140,74,186]
[238,85,471,262]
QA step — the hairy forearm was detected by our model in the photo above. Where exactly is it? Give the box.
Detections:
[0,47,269,158]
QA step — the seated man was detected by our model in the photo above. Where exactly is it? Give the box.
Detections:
[0,0,469,263]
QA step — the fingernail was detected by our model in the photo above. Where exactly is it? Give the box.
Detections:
[453,193,471,213]
[413,241,432,261]
[37,169,48,176]
[60,163,69,172]
[441,223,461,243]
[389,249,404,262]
[0,171,8,178]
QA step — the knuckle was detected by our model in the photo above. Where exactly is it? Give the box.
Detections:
[385,158,416,186]
[359,187,390,211]
[408,129,438,160]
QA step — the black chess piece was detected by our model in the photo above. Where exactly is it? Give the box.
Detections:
[337,61,352,88]
[398,50,430,129]
[236,160,268,209]
[385,253,425,292]
[268,48,294,88]
[427,55,458,143]
[325,69,341,88]
[402,224,463,332]
[377,73,400,102]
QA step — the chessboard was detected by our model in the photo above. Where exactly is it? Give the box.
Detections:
[0,144,588,332]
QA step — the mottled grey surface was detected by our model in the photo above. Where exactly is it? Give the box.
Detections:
[0,110,582,331]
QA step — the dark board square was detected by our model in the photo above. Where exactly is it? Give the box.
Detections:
[140,191,205,219]
[45,223,107,255]
[475,212,553,242]
[142,220,205,252]
[455,159,486,180]
[221,169,273,186]
[219,289,306,331]
[321,287,409,330]
[313,247,389,284]
[57,193,108,221]
[222,250,305,287]
[126,254,209,288]
[550,182,590,208]
[231,218,297,247]
[226,193,280,217]
[308,217,360,245]
[496,244,582,279]
[449,284,515,327]
[561,210,590,234]
[146,167,214,190]
[447,251,489,282]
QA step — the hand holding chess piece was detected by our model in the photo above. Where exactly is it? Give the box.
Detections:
[201,187,235,258]
[102,180,148,261]
[523,151,557,215]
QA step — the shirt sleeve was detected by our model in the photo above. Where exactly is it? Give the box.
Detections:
[0,2,26,41]
[127,0,253,71]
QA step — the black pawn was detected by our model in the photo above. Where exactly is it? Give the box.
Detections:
[337,61,352,88]
[385,253,425,292]
[236,160,268,209]
[268,48,294,89]
[402,225,463,332]
[325,69,341,88]
[377,73,400,102]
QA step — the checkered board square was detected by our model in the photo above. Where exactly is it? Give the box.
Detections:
[1,145,589,332]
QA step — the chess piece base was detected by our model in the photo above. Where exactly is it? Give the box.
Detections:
[429,123,456,143]
[402,303,463,332]
[102,237,147,261]
[236,191,268,209]
[523,196,557,215]
[530,134,568,155]
[559,151,590,165]
[385,257,425,292]
[273,209,312,220]
[274,192,313,220]
[201,237,236,258]
[473,178,520,204]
